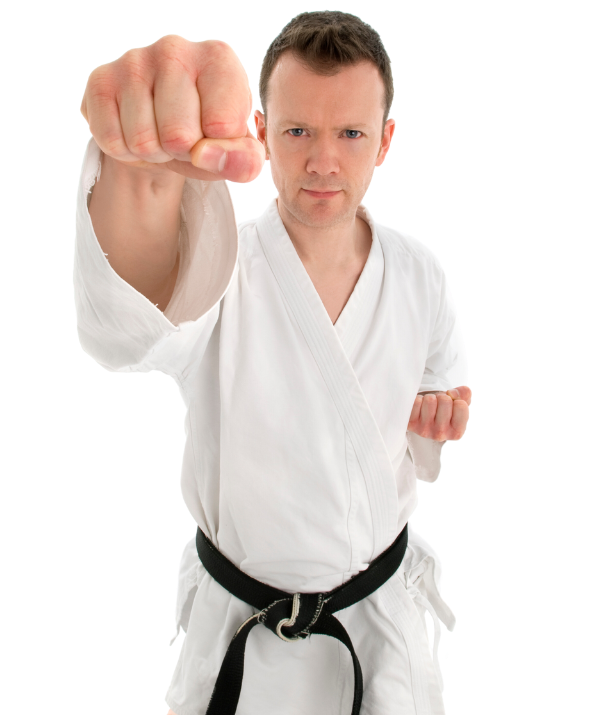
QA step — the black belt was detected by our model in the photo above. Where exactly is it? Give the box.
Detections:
[195,523,409,715]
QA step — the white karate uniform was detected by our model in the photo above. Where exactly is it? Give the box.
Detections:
[75,136,459,715]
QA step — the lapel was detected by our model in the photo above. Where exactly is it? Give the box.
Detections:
[256,199,399,556]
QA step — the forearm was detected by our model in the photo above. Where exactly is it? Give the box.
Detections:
[88,152,186,310]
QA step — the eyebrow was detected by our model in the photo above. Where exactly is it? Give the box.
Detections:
[278,120,371,131]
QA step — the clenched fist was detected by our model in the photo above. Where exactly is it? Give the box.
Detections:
[408,386,472,441]
[80,35,265,183]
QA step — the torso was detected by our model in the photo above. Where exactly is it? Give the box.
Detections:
[306,219,372,325]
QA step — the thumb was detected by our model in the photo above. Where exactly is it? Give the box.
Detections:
[191,142,227,174]
[446,386,472,405]
[192,126,265,182]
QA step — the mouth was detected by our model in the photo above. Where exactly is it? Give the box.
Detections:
[302,188,342,199]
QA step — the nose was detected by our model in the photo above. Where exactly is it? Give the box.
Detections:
[305,136,340,176]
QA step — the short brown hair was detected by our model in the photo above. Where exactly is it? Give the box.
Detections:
[259,11,393,126]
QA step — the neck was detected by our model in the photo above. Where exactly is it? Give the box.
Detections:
[276,199,372,271]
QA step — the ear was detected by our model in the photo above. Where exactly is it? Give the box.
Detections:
[376,118,397,168]
[252,109,266,144]
[252,109,268,161]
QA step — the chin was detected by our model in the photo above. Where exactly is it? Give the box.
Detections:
[286,195,356,230]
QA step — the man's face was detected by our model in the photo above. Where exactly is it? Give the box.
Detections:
[255,52,395,230]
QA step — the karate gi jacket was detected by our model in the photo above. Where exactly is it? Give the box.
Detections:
[74,137,458,715]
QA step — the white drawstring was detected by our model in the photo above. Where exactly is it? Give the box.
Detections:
[405,579,445,691]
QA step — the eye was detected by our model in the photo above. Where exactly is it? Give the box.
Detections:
[287,127,362,139]
[344,130,362,139]
[288,128,305,137]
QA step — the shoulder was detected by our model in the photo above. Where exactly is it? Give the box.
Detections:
[376,222,442,269]
[235,217,264,265]
[237,217,259,236]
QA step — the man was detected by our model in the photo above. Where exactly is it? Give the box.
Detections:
[76,11,471,715]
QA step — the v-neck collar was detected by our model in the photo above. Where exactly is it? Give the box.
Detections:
[259,199,384,355]
[255,198,399,555]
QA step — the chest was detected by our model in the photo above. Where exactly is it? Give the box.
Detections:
[297,221,372,326]
[305,261,367,326]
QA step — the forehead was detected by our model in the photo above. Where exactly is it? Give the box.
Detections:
[267,52,386,126]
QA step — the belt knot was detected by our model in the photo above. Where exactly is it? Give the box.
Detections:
[259,592,327,642]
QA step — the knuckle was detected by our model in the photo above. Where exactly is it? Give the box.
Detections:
[153,34,190,64]
[118,49,150,84]
[86,66,116,98]
[123,55,149,82]
[154,33,191,55]
[202,115,246,139]
[160,55,191,77]
[87,88,114,112]
[201,42,248,89]
[156,33,187,49]
[202,39,234,62]
[159,126,197,153]
[127,128,160,157]
[101,133,129,159]
[87,65,101,84]
[120,47,144,68]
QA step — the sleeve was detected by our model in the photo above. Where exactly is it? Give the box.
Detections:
[73,137,239,384]
[409,261,467,482]
[418,264,459,394]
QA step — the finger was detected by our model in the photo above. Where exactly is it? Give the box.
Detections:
[152,53,203,162]
[461,386,473,405]
[449,400,469,439]
[119,82,174,164]
[188,130,265,183]
[195,40,252,139]
[433,393,453,439]
[83,66,141,163]
[146,38,257,178]
[408,395,423,431]
[418,393,438,438]
[454,385,472,406]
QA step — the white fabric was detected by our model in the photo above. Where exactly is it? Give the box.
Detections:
[74,136,459,715]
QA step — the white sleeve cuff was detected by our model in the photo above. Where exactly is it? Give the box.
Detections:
[406,432,445,482]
